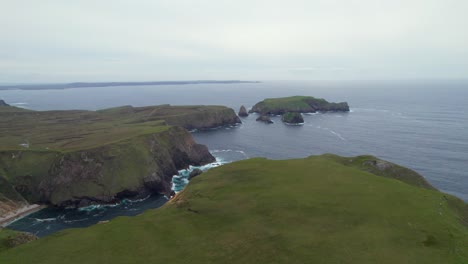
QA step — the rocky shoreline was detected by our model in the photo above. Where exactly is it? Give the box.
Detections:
[0,204,45,227]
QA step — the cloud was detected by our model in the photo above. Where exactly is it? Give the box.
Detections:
[1,0,467,82]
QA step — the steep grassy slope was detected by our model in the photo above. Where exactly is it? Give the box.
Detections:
[1,155,466,263]
[0,104,240,152]
[251,96,349,115]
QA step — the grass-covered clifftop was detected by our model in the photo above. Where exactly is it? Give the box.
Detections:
[251,96,349,115]
[1,155,466,263]
[0,103,240,209]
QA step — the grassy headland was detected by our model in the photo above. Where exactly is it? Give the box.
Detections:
[0,103,240,209]
[1,155,466,263]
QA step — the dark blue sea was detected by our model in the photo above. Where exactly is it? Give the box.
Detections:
[1,80,467,237]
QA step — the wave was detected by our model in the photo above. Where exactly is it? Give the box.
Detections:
[284,122,304,126]
[34,217,57,223]
[64,218,89,224]
[329,130,346,141]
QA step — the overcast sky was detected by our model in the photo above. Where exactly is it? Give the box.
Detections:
[1,0,468,83]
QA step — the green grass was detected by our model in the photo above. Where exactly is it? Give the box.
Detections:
[0,104,235,152]
[252,96,348,114]
[1,155,466,263]
[255,96,316,113]
[0,229,22,252]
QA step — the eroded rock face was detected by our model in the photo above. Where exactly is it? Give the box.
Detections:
[238,105,248,117]
[256,115,273,124]
[2,127,215,207]
[188,169,203,180]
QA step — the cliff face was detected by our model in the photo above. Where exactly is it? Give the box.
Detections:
[0,103,238,210]
[0,126,214,207]
[0,176,29,219]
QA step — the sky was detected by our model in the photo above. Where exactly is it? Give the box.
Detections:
[1,0,468,83]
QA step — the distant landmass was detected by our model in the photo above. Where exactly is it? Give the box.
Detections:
[0,80,260,90]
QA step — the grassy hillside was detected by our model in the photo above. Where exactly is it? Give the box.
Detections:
[1,155,466,263]
[0,104,238,152]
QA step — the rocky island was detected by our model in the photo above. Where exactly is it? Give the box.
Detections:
[1,154,466,263]
[250,96,350,115]
[0,102,240,214]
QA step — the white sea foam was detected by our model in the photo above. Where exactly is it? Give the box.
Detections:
[34,218,57,222]
[64,218,89,224]
[284,122,304,126]
[329,130,346,141]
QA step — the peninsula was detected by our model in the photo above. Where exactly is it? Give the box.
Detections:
[1,155,466,263]
[0,102,240,215]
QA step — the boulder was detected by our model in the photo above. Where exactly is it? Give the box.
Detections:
[188,169,203,180]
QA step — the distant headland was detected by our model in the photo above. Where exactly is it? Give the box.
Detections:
[0,80,260,90]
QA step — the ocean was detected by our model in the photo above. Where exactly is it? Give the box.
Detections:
[1,80,467,237]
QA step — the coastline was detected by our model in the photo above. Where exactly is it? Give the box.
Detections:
[0,204,46,227]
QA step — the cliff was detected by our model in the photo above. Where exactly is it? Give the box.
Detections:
[1,155,466,263]
[0,103,238,210]
[250,96,349,115]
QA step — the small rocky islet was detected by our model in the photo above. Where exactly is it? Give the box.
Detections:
[247,96,349,124]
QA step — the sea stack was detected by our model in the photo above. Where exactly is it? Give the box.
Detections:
[238,105,248,117]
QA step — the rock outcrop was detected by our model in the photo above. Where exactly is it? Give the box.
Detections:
[238,105,248,117]
[0,100,9,107]
[188,168,203,180]
[256,115,273,124]
[281,112,304,124]
[5,231,38,248]
[251,96,349,115]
